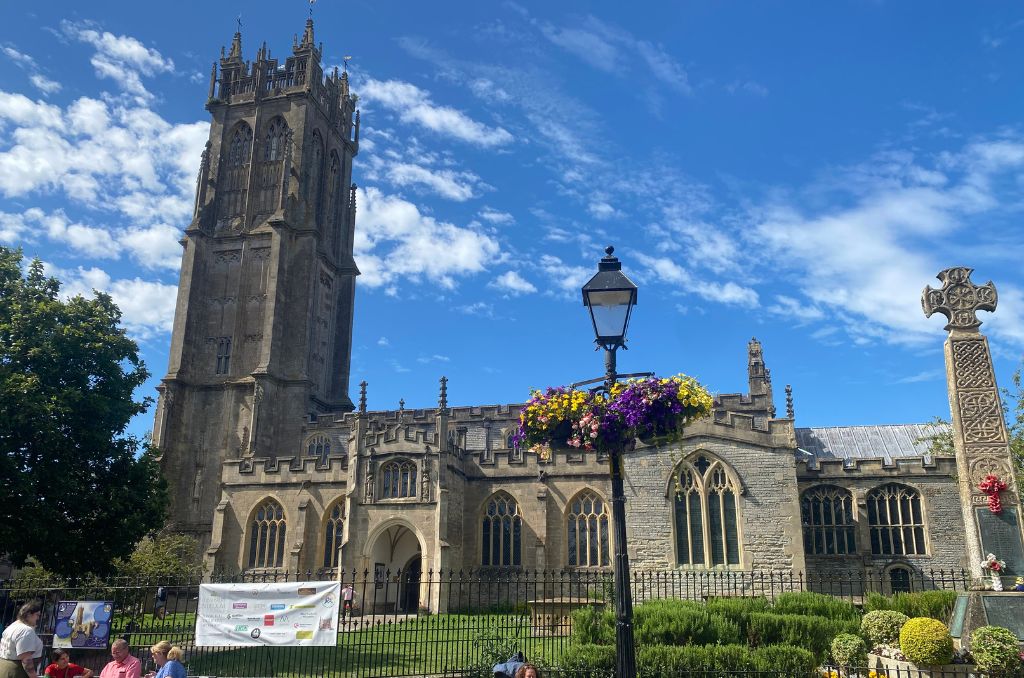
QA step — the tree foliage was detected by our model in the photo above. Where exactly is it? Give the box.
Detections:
[113,533,206,579]
[0,247,167,575]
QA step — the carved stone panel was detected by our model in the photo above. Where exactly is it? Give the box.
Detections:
[952,340,995,389]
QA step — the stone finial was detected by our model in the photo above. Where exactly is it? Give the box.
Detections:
[785,384,794,419]
[439,376,448,410]
[922,267,997,332]
[358,380,367,414]
[300,18,315,49]
[207,62,217,98]
[399,398,405,412]
[227,31,242,61]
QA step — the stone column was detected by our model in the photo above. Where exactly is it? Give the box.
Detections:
[923,267,1023,577]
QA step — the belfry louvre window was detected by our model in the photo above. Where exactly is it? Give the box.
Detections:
[323,501,344,569]
[248,499,286,569]
[481,493,522,567]
[255,118,288,214]
[868,483,927,556]
[801,485,857,555]
[219,122,252,220]
[381,460,417,499]
[307,434,331,460]
[674,456,741,567]
[567,491,609,567]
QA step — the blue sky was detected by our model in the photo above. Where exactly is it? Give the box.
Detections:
[3,1,1024,440]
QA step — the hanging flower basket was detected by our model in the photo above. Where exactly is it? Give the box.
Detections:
[513,374,713,456]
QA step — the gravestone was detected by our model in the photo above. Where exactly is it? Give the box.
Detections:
[950,593,1024,645]
[976,507,1024,576]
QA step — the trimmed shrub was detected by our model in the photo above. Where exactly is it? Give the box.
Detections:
[637,644,754,675]
[865,590,958,621]
[571,605,614,645]
[750,645,818,674]
[747,612,860,662]
[559,643,615,676]
[634,599,741,646]
[899,617,954,666]
[831,633,868,667]
[772,591,859,619]
[970,626,1021,673]
[861,609,910,646]
[704,596,771,634]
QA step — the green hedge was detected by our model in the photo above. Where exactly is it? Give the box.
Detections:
[749,645,817,673]
[638,644,753,675]
[703,596,771,634]
[634,599,742,646]
[560,643,616,676]
[747,612,860,662]
[772,591,859,619]
[570,605,615,645]
[865,590,958,622]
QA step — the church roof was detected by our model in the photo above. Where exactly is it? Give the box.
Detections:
[795,423,949,464]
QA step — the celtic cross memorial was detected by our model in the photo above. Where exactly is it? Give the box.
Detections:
[923,267,1024,577]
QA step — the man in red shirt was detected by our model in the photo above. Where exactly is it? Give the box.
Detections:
[44,649,93,678]
[98,640,141,678]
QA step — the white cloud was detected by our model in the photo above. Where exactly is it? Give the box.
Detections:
[478,207,514,225]
[766,295,824,322]
[2,46,62,95]
[48,264,177,340]
[61,20,174,104]
[353,187,502,289]
[377,336,390,346]
[360,78,513,148]
[895,369,945,384]
[726,80,769,97]
[538,254,593,298]
[587,200,620,221]
[457,301,494,317]
[633,254,759,307]
[386,162,478,201]
[119,223,182,269]
[490,270,537,295]
[417,354,450,363]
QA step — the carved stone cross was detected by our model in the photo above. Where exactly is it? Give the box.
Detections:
[921,267,997,332]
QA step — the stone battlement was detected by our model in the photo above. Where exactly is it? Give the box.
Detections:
[797,454,957,477]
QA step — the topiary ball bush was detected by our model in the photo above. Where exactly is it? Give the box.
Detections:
[831,633,868,667]
[970,626,1020,673]
[861,609,910,647]
[899,617,954,666]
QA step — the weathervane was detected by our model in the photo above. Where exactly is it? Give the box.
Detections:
[343,55,352,73]
[309,0,316,17]
[235,14,242,32]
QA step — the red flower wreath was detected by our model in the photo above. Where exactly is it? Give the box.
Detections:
[978,473,1008,514]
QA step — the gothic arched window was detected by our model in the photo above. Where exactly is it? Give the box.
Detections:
[306,434,331,461]
[248,498,286,569]
[219,122,252,220]
[322,500,344,569]
[867,483,927,556]
[673,455,741,567]
[567,490,609,567]
[381,460,417,499]
[324,150,340,249]
[255,117,288,214]
[801,485,857,555]
[481,493,522,567]
[306,131,324,227]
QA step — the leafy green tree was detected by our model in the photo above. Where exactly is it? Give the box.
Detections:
[113,533,206,579]
[0,247,167,575]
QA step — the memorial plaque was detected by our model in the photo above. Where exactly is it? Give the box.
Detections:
[976,507,1024,575]
[948,594,969,638]
[981,596,1024,640]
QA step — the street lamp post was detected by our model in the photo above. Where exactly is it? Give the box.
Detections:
[582,246,638,678]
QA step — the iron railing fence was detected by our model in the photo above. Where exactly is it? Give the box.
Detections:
[0,567,973,678]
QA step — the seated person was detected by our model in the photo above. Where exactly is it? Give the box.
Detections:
[99,639,141,678]
[44,649,93,678]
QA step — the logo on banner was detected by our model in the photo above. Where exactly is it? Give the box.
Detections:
[269,604,286,611]
[263,614,275,626]
[296,630,313,640]
[297,587,317,595]
[250,628,261,639]
[232,602,248,609]
[234,625,248,632]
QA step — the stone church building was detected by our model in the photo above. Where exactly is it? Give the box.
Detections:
[154,22,976,607]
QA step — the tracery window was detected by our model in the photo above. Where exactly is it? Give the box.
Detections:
[567,490,609,567]
[673,455,741,567]
[322,500,344,569]
[219,122,252,220]
[381,460,417,499]
[306,131,324,226]
[801,485,857,555]
[215,336,232,375]
[867,483,927,556]
[248,498,286,569]
[255,118,288,214]
[888,565,913,594]
[306,434,331,460]
[481,493,522,567]
[324,151,340,248]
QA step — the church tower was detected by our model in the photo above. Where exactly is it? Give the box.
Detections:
[151,19,360,545]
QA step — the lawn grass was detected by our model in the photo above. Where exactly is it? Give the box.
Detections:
[186,613,569,677]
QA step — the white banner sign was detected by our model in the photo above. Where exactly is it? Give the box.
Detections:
[196,581,339,646]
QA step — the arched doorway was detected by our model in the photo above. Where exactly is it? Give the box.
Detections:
[366,522,423,613]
